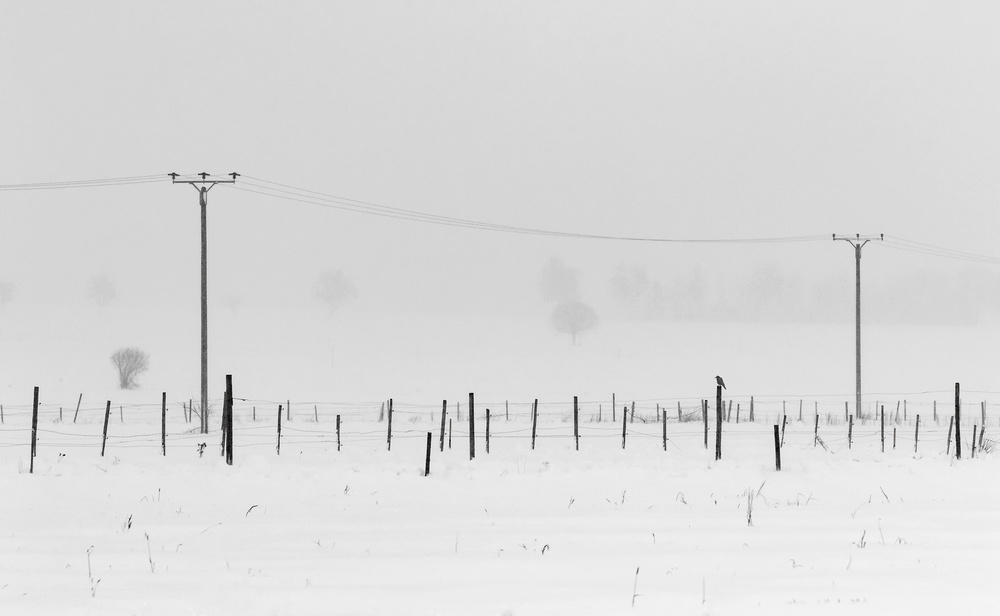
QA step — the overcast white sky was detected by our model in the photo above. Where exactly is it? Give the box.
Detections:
[3,1,1000,321]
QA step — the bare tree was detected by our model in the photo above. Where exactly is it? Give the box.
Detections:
[316,269,357,314]
[88,274,117,306]
[111,347,149,390]
[551,300,599,345]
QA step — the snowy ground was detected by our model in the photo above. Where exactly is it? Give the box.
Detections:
[1,402,996,615]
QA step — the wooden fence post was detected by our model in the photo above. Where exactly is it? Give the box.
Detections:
[531,399,538,450]
[848,415,854,449]
[30,387,39,473]
[314,404,318,423]
[814,413,819,447]
[773,425,781,471]
[781,415,788,447]
[946,415,954,455]
[424,432,433,476]
[914,414,920,453]
[486,409,491,454]
[101,400,111,457]
[612,393,616,423]
[468,393,475,461]
[715,386,723,461]
[881,406,885,453]
[287,400,291,422]
[573,396,579,451]
[955,383,962,459]
[662,410,667,451]
[161,392,167,457]
[448,418,452,449]
[677,401,682,423]
[276,404,282,455]
[336,414,341,452]
[224,375,233,465]
[387,398,393,451]
[971,425,978,458]
[440,400,447,452]
[749,396,754,422]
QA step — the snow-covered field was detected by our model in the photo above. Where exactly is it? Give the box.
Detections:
[2,399,996,615]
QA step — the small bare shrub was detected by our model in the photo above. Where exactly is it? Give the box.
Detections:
[111,347,149,390]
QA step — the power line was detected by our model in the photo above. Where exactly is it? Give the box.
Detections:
[0,174,167,191]
[226,175,829,244]
[880,235,1000,265]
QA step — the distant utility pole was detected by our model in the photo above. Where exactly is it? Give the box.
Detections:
[833,233,882,418]
[170,172,239,434]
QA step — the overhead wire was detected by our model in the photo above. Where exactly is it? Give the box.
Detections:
[0,174,168,191]
[226,175,830,244]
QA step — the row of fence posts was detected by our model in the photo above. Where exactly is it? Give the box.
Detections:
[22,383,992,475]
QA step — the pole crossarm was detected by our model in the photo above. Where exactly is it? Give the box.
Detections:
[833,233,883,247]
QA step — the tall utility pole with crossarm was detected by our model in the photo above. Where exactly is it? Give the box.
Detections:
[170,172,238,434]
[833,233,882,419]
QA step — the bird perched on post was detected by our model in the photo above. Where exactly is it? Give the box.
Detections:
[715,376,726,390]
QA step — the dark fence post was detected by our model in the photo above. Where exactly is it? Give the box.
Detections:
[773,424,781,471]
[73,393,82,424]
[276,404,283,455]
[531,399,538,450]
[881,406,886,453]
[715,386,722,461]
[848,415,854,449]
[814,413,819,447]
[954,383,962,459]
[485,409,491,454]
[387,398,393,452]
[101,400,111,457]
[424,431,432,476]
[468,393,475,460]
[224,375,233,465]
[662,410,667,451]
[161,392,167,457]
[914,414,920,453]
[336,414,341,452]
[30,387,39,473]
[946,415,954,455]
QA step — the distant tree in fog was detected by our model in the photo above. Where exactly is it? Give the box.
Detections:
[540,257,579,303]
[88,274,117,306]
[316,269,357,314]
[0,282,12,305]
[551,300,599,345]
[111,347,149,390]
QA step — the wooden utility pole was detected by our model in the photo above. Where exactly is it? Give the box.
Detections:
[170,172,238,434]
[833,234,882,417]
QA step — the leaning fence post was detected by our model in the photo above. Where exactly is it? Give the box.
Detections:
[73,393,82,424]
[387,398,394,451]
[813,413,819,447]
[101,400,111,457]
[773,425,781,471]
[439,400,447,452]
[955,383,962,459]
[914,414,920,453]
[276,404,283,455]
[30,387,39,473]
[531,399,538,450]
[946,415,954,455]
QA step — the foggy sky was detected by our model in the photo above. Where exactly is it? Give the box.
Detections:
[3,1,1000,323]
